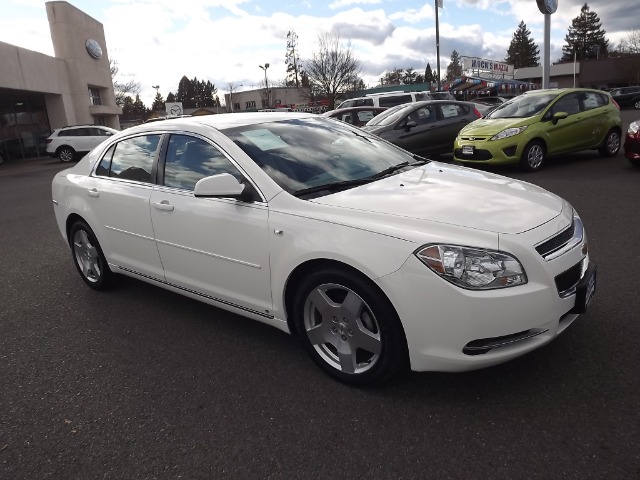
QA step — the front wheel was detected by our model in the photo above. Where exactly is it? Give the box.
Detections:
[598,129,621,157]
[520,140,545,171]
[293,267,408,385]
[69,221,115,290]
[58,146,75,163]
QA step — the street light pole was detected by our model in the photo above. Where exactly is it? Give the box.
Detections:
[259,63,270,108]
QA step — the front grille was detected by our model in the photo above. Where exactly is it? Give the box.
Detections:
[555,261,583,297]
[454,148,493,160]
[536,221,575,258]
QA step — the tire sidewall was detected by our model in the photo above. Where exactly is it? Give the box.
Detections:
[520,140,545,172]
[58,147,75,162]
[601,129,620,157]
[292,267,407,385]
[69,220,112,289]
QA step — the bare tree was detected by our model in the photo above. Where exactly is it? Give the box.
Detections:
[110,58,141,108]
[226,81,243,112]
[617,29,640,54]
[303,33,361,109]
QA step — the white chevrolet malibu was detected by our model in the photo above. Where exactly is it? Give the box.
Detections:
[52,113,596,385]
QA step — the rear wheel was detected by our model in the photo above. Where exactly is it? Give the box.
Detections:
[57,146,75,163]
[293,267,408,385]
[598,129,621,157]
[69,221,115,290]
[634,99,640,110]
[520,140,545,171]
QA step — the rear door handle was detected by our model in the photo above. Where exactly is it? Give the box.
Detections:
[87,188,99,197]
[153,200,174,212]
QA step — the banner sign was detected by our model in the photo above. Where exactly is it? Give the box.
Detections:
[461,56,514,75]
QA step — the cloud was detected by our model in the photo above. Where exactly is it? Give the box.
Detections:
[328,0,382,9]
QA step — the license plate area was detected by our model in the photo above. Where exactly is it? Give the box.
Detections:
[462,145,474,156]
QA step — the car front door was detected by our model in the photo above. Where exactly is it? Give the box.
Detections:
[86,134,165,280]
[544,93,587,154]
[149,133,272,315]
[384,105,440,155]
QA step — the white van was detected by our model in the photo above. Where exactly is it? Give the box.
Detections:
[336,90,454,109]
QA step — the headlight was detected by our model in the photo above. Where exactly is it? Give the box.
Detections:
[491,126,528,141]
[629,121,639,135]
[415,244,527,290]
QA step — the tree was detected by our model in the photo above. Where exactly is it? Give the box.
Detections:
[285,30,303,88]
[505,21,540,68]
[383,68,403,85]
[110,58,141,107]
[424,63,437,83]
[174,76,217,108]
[166,92,176,103]
[561,3,609,62]
[444,50,462,82]
[402,68,417,84]
[303,33,361,109]
[151,92,165,111]
[616,29,640,55]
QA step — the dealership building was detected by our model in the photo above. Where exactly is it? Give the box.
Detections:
[0,1,120,164]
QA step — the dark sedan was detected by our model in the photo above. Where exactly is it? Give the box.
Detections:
[362,100,482,156]
[322,106,387,127]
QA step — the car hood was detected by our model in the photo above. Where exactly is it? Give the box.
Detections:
[460,117,533,136]
[310,162,563,235]
[361,124,389,134]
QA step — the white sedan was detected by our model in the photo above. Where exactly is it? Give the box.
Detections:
[52,113,596,385]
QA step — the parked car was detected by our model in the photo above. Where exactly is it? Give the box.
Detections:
[322,106,387,127]
[46,125,118,162]
[473,95,516,107]
[453,88,622,171]
[609,86,640,109]
[624,119,640,166]
[336,91,433,109]
[361,100,482,156]
[52,113,596,385]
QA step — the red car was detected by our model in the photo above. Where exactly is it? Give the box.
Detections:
[624,119,640,167]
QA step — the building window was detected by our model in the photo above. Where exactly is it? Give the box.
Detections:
[233,102,240,111]
[89,87,102,106]
[245,101,256,110]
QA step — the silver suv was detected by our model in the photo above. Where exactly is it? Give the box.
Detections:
[46,125,118,162]
[337,90,454,109]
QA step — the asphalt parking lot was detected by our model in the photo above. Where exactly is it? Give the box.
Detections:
[1,111,639,479]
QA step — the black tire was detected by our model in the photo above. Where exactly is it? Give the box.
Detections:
[520,140,545,172]
[293,267,408,386]
[57,146,75,163]
[634,99,640,110]
[69,220,115,290]
[598,129,621,157]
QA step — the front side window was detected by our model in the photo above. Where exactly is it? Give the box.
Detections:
[163,135,242,190]
[96,135,160,183]
[550,93,580,116]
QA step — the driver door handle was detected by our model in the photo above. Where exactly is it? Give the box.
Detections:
[87,188,99,197]
[153,200,174,212]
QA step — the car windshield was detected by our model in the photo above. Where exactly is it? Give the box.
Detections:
[486,93,557,119]
[365,104,413,127]
[222,118,424,198]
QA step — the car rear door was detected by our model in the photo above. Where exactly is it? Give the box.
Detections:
[433,102,476,153]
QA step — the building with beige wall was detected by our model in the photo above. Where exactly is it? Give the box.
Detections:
[0,1,120,164]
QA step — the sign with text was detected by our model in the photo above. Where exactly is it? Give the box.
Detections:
[461,57,514,75]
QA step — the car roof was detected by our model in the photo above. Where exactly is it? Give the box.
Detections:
[122,112,318,135]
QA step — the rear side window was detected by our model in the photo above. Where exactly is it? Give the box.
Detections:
[440,103,468,118]
[415,93,431,101]
[379,95,412,107]
[580,92,606,110]
[95,134,160,183]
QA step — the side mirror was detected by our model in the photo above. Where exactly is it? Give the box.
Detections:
[194,173,253,201]
[404,120,417,131]
[552,111,569,125]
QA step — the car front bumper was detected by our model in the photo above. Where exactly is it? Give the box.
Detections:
[453,136,524,165]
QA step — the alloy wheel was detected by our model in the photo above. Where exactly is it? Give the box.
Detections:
[73,229,102,283]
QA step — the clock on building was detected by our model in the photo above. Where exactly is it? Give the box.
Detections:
[536,0,558,14]
[85,39,103,59]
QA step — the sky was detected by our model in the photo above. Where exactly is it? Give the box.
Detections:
[0,0,637,106]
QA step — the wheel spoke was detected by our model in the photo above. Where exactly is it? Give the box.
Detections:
[336,342,357,374]
[341,290,364,319]
[353,320,382,355]
[306,323,330,346]
[308,287,337,318]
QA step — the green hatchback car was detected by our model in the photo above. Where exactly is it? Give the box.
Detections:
[453,88,622,171]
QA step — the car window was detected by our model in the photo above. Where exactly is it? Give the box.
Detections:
[407,106,436,125]
[356,110,376,123]
[366,104,412,126]
[415,93,431,101]
[61,129,78,137]
[551,93,580,115]
[379,95,412,108]
[163,135,242,190]
[99,134,160,183]
[353,98,374,107]
[223,118,412,195]
[439,103,466,118]
[580,92,605,111]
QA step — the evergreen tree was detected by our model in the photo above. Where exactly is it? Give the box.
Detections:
[285,30,302,87]
[151,92,165,111]
[444,50,462,82]
[176,76,194,107]
[424,63,436,83]
[402,68,417,84]
[561,3,609,62]
[166,92,175,103]
[505,21,540,68]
